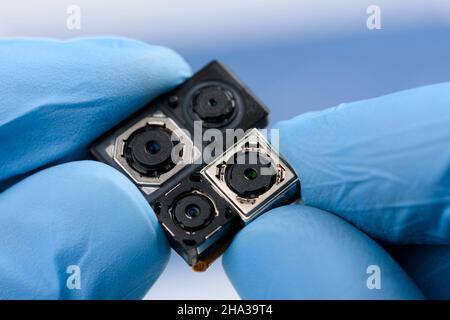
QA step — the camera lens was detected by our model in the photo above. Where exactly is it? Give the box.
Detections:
[146,140,161,154]
[124,125,180,177]
[225,151,277,199]
[185,204,200,218]
[192,85,236,126]
[173,193,214,232]
[244,168,258,180]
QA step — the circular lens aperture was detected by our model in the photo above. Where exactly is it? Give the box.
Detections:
[192,85,236,126]
[225,151,277,199]
[124,125,181,178]
[173,193,215,231]
[146,140,161,154]
[185,204,201,218]
[244,168,258,180]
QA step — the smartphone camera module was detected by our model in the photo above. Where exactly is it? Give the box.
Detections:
[202,128,300,222]
[152,176,243,270]
[112,113,199,189]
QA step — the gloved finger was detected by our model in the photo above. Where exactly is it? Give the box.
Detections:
[223,205,423,299]
[275,82,450,244]
[0,160,169,299]
[0,37,191,191]
[388,245,450,299]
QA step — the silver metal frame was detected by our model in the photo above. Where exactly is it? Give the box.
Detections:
[111,111,201,190]
[201,128,298,222]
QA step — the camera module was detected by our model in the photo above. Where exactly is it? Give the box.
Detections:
[151,176,243,269]
[110,113,199,190]
[202,129,300,222]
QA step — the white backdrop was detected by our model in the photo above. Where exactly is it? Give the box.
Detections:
[0,0,449,51]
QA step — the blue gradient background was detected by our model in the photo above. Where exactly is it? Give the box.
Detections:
[1,0,450,299]
[184,27,450,125]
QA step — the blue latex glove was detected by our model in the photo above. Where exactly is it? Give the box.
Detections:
[223,83,450,299]
[0,38,191,299]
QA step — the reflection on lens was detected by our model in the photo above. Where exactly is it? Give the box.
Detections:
[244,167,258,180]
[173,193,214,231]
[146,140,161,154]
[225,150,277,199]
[124,125,179,178]
[191,85,237,126]
[185,204,201,218]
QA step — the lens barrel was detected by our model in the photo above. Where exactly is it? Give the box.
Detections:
[225,151,277,199]
[124,125,180,177]
[173,193,215,231]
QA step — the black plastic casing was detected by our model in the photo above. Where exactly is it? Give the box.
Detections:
[162,60,269,135]
[151,172,244,268]
[90,61,269,268]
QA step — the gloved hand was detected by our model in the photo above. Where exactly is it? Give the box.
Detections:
[223,83,450,299]
[0,38,191,299]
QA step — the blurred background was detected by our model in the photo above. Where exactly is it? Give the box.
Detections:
[1,0,449,299]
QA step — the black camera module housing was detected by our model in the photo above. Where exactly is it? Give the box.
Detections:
[152,172,244,270]
[90,61,269,198]
[90,62,300,271]
[172,62,269,132]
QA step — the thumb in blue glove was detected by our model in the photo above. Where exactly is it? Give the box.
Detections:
[224,82,450,299]
[0,38,191,299]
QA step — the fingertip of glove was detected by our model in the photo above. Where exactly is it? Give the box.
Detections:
[70,37,193,94]
[0,37,192,102]
[223,205,423,299]
[97,36,193,81]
